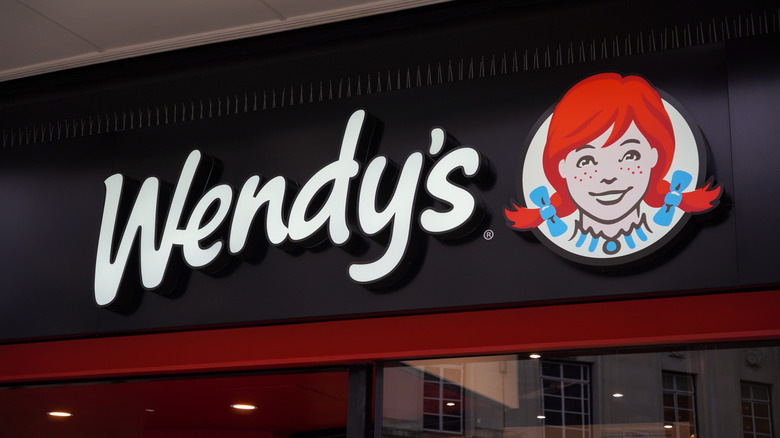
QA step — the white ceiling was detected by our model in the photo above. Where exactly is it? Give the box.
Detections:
[0,0,452,83]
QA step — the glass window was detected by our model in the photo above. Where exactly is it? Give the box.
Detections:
[379,344,780,438]
[541,361,591,438]
[662,372,696,438]
[743,381,774,438]
[422,364,464,434]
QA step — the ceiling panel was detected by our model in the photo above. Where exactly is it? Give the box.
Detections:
[0,1,97,71]
[19,0,281,50]
[0,0,452,82]
[264,0,392,18]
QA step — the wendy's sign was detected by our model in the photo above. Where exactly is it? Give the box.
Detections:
[94,110,487,310]
[94,73,724,312]
[505,73,722,266]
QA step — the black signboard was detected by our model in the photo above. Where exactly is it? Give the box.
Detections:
[0,0,778,341]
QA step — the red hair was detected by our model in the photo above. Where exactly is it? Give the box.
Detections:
[506,73,720,230]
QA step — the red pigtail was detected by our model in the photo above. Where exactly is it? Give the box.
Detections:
[680,179,722,213]
[505,204,545,230]
[646,178,721,213]
[505,192,566,230]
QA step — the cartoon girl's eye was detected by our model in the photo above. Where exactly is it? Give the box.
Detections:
[576,155,597,168]
[620,150,641,162]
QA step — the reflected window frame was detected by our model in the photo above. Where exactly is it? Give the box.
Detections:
[421,364,465,435]
[540,360,592,438]
[742,381,774,438]
[662,371,697,438]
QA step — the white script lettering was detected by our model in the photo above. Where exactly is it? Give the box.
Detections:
[94,110,486,309]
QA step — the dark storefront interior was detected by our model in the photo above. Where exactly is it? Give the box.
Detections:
[2,342,778,437]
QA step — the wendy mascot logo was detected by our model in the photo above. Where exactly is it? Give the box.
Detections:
[505,73,722,266]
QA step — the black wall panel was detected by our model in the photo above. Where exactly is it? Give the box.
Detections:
[0,0,776,341]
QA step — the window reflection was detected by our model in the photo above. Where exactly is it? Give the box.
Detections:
[541,361,591,438]
[381,344,779,437]
[662,372,696,438]
[742,381,774,438]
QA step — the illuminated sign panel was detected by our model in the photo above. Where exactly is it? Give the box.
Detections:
[94,74,724,311]
[95,110,487,309]
[2,0,777,341]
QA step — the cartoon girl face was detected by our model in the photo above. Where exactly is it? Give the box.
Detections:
[558,122,658,223]
[505,72,721,265]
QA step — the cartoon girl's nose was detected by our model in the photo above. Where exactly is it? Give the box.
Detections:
[600,177,617,184]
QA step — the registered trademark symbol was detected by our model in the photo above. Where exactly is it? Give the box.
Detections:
[483,229,494,240]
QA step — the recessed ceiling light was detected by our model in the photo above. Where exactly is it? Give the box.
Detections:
[529,354,541,359]
[537,415,546,419]
[47,411,73,417]
[446,402,456,407]
[231,404,257,410]
[664,425,674,429]
[612,393,624,398]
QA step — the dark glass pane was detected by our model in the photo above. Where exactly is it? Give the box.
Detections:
[743,416,754,431]
[546,411,563,426]
[564,383,582,397]
[745,433,754,438]
[664,408,676,422]
[754,402,770,418]
[544,379,562,395]
[755,419,771,434]
[743,402,753,415]
[676,375,691,391]
[543,362,561,377]
[563,364,582,380]
[423,414,439,430]
[663,393,675,408]
[753,385,770,401]
[423,382,439,398]
[565,397,582,412]
[545,395,563,411]
[423,398,439,414]
[678,395,693,409]
[442,415,461,432]
[677,408,692,422]
[565,413,583,425]
[662,373,674,390]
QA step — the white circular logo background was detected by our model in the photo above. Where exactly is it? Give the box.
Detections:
[519,99,704,265]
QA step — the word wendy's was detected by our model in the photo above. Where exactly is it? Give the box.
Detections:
[95,110,487,309]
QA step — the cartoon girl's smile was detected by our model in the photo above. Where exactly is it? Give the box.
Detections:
[590,188,631,206]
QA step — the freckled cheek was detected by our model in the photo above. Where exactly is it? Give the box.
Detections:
[619,166,644,175]
[570,170,593,183]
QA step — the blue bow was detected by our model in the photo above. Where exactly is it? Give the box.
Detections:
[653,170,692,226]
[530,186,567,237]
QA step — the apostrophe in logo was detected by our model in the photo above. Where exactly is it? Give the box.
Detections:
[505,73,722,266]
